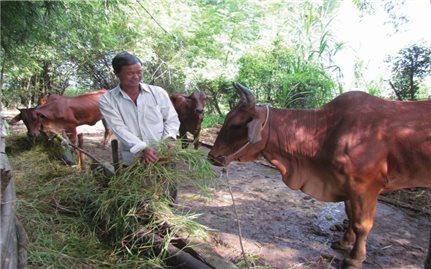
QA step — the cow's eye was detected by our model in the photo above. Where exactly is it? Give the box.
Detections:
[230,124,242,130]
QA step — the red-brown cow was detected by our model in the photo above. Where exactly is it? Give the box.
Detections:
[10,90,112,146]
[208,83,431,269]
[170,91,209,149]
[8,95,60,126]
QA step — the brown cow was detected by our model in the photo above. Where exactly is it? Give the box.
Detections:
[208,83,431,269]
[8,95,60,126]
[11,90,112,146]
[170,91,209,149]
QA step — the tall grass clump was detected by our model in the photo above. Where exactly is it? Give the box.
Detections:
[7,134,216,268]
[93,141,216,266]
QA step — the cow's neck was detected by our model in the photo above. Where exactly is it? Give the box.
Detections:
[262,107,344,201]
[269,108,331,156]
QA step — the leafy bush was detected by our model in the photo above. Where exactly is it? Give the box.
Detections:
[202,113,225,128]
[236,42,338,109]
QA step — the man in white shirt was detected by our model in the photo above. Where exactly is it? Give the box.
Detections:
[99,52,180,165]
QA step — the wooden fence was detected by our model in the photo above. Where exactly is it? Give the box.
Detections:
[1,113,28,269]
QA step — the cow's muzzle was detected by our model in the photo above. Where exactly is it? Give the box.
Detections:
[207,153,226,166]
[195,108,204,114]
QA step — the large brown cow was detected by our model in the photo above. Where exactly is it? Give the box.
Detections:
[170,91,209,149]
[10,90,112,146]
[208,83,431,269]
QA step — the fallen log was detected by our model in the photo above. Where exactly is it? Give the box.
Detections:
[132,227,216,269]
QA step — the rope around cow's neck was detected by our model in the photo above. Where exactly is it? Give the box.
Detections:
[220,106,271,269]
[221,167,250,269]
[225,105,271,161]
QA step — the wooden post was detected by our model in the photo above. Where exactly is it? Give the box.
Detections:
[111,139,119,173]
[78,133,84,169]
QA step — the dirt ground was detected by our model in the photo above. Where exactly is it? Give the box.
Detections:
[6,113,431,269]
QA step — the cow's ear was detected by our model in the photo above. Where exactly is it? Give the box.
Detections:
[9,114,21,125]
[247,118,263,144]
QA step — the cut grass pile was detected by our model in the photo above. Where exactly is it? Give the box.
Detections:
[7,134,216,268]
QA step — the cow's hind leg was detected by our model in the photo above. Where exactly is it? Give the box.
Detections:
[101,118,112,148]
[65,128,77,145]
[332,200,355,251]
[193,129,200,149]
[342,188,379,269]
[179,129,188,149]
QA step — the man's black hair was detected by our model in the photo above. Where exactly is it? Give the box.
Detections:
[112,52,142,74]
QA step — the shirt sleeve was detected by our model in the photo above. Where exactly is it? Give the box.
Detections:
[156,87,180,140]
[98,94,147,154]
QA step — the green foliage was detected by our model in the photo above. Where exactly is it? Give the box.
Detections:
[202,113,225,128]
[387,43,431,100]
[279,66,336,108]
[237,41,337,108]
[1,1,136,106]
[1,0,347,110]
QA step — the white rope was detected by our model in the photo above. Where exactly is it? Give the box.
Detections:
[221,167,250,269]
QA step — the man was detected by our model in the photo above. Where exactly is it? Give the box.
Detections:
[99,52,180,166]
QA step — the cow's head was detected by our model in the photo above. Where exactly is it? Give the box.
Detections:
[15,108,43,138]
[208,83,269,166]
[189,91,210,116]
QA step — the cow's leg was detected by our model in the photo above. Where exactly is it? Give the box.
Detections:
[342,189,379,269]
[65,128,77,145]
[425,231,431,269]
[193,129,200,149]
[179,129,188,149]
[332,200,355,250]
[101,118,112,148]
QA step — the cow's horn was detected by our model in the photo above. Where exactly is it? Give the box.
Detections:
[234,82,255,108]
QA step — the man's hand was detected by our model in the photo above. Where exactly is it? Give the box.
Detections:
[140,147,159,164]
[166,137,176,150]
[167,143,175,150]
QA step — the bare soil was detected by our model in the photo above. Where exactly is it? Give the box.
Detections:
[6,114,431,269]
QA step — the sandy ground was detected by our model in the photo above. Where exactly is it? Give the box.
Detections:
[5,113,431,269]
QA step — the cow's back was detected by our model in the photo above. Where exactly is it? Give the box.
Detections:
[37,90,107,125]
[321,92,431,189]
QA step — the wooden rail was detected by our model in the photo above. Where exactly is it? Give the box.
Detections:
[0,113,28,269]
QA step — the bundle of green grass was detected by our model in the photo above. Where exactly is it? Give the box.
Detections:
[8,135,216,268]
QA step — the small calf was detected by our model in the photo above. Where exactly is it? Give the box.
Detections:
[170,91,209,149]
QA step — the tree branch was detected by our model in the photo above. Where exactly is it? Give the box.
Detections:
[388,80,403,100]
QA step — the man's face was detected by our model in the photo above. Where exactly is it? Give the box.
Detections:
[117,63,142,88]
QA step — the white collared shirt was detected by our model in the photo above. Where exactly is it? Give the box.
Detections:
[99,83,180,164]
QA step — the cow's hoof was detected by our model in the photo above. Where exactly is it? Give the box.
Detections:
[341,257,363,269]
[331,240,352,251]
